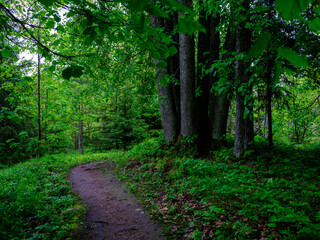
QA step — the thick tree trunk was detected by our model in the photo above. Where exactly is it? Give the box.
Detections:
[179,0,197,139]
[155,60,179,142]
[150,14,179,143]
[234,0,252,157]
[197,8,211,153]
[234,47,245,157]
[167,14,181,138]
[209,28,233,145]
[234,11,246,157]
[244,26,254,150]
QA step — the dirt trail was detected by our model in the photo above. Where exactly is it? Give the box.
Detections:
[69,161,164,240]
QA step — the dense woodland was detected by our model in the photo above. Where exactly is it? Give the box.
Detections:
[0,0,319,162]
[1,0,320,239]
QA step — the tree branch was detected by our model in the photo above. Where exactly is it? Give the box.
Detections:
[1,3,92,59]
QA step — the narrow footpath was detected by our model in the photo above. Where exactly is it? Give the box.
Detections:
[69,161,164,240]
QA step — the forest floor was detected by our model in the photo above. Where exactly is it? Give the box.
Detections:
[68,161,164,240]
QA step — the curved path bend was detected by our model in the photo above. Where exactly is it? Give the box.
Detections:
[69,161,164,240]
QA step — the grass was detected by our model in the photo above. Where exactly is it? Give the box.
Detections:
[0,150,123,240]
[1,137,319,239]
[114,137,320,239]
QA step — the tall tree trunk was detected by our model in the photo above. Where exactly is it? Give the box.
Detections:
[44,89,48,146]
[197,7,211,153]
[78,103,84,154]
[244,25,254,150]
[265,0,275,148]
[209,28,234,146]
[234,2,248,157]
[266,60,274,147]
[36,50,41,157]
[257,106,261,136]
[244,82,254,150]
[115,88,119,149]
[234,0,252,156]
[150,11,179,143]
[167,13,181,136]
[179,0,197,140]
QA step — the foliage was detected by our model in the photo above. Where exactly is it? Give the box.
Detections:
[0,151,120,239]
[115,139,320,239]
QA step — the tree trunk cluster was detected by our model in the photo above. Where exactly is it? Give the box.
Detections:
[150,0,256,156]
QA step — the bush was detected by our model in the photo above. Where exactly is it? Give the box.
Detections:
[0,151,117,240]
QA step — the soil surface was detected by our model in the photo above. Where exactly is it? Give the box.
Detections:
[68,161,164,240]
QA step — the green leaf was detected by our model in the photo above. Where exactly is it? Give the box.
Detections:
[128,0,150,12]
[149,49,161,59]
[56,25,65,32]
[53,39,61,46]
[253,6,270,13]
[46,19,55,29]
[177,15,206,35]
[162,0,190,13]
[67,11,76,18]
[54,15,61,22]
[156,61,167,69]
[83,27,98,45]
[38,0,55,7]
[159,75,170,87]
[272,63,283,87]
[275,0,311,20]
[309,18,320,32]
[83,27,95,36]
[147,5,169,19]
[169,45,177,55]
[1,49,12,58]
[246,32,272,61]
[62,65,84,80]
[277,47,309,67]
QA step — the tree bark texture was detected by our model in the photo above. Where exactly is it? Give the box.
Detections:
[37,51,41,157]
[196,8,211,153]
[150,14,179,143]
[234,13,246,157]
[266,60,274,147]
[209,27,233,144]
[234,0,252,157]
[78,103,84,154]
[179,0,197,138]
[244,24,254,150]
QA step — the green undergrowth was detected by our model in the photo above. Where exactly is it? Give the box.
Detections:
[0,151,123,240]
[114,138,320,240]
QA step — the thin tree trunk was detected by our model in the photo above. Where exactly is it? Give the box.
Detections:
[44,89,48,145]
[244,85,254,150]
[266,60,274,147]
[115,88,119,149]
[36,50,41,157]
[257,106,261,136]
[265,0,275,148]
[78,103,84,154]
